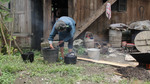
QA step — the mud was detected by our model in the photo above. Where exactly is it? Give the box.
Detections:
[117,66,150,81]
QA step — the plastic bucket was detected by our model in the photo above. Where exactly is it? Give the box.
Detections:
[87,48,100,60]
[42,47,59,63]
[64,52,77,64]
[21,52,34,63]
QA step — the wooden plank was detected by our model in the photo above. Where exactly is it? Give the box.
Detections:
[90,0,94,16]
[77,57,136,67]
[43,0,52,41]
[73,0,77,22]
[26,0,32,34]
[93,0,97,12]
[68,0,73,17]
[80,0,85,23]
[77,0,81,27]
[74,0,117,39]
[84,0,90,22]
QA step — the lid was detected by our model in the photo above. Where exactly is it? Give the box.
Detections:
[134,31,150,53]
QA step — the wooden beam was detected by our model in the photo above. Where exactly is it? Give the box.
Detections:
[74,0,117,39]
[77,57,138,67]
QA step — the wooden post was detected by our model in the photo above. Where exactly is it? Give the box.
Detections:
[43,0,52,41]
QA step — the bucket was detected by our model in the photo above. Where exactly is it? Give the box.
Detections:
[109,29,122,47]
[84,32,94,48]
[21,52,34,63]
[64,52,77,64]
[42,47,59,63]
[87,48,100,60]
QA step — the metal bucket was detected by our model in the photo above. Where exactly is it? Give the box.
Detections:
[87,48,100,60]
[42,47,59,63]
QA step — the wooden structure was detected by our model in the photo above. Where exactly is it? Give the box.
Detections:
[8,0,150,49]
[134,31,150,52]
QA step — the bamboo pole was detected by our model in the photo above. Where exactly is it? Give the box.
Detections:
[0,13,23,54]
[0,16,10,55]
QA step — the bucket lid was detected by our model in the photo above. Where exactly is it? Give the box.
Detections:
[134,31,150,53]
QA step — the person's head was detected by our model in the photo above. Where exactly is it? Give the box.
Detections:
[55,20,69,32]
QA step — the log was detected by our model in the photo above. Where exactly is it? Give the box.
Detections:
[77,57,137,67]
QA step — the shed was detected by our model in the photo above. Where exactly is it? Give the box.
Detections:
[8,0,150,49]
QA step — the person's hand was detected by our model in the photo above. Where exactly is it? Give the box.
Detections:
[58,40,64,46]
[50,44,54,49]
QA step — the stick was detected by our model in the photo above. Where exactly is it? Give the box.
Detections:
[0,13,23,54]
[0,17,10,55]
[77,57,136,67]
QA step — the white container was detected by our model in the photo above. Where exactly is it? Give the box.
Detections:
[87,48,100,60]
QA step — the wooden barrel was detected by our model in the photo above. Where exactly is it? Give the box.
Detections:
[134,31,150,52]
[109,29,122,47]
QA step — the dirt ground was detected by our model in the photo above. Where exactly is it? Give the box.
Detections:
[14,60,150,84]
[14,47,150,84]
[77,47,150,82]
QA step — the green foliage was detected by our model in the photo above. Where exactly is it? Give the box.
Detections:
[77,46,85,55]
[4,14,13,22]
[0,0,10,4]
[0,72,15,84]
[0,0,15,55]
[82,74,105,83]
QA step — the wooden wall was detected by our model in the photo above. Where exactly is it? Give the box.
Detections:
[9,0,150,48]
[68,0,150,41]
[43,0,150,43]
[11,0,32,48]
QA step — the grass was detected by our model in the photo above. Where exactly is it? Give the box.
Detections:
[0,50,84,84]
[1,50,150,84]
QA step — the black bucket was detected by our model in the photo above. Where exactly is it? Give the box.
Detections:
[21,52,34,63]
[130,53,150,64]
[64,52,77,64]
[42,47,59,63]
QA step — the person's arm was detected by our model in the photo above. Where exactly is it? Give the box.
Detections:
[48,24,58,48]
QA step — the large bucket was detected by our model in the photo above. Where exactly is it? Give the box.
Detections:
[84,32,94,48]
[87,48,100,60]
[109,29,122,47]
[42,47,59,63]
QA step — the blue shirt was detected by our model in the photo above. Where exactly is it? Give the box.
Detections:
[48,16,76,43]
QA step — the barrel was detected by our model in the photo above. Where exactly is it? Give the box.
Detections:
[109,29,122,47]
[84,32,94,48]
[42,47,59,63]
